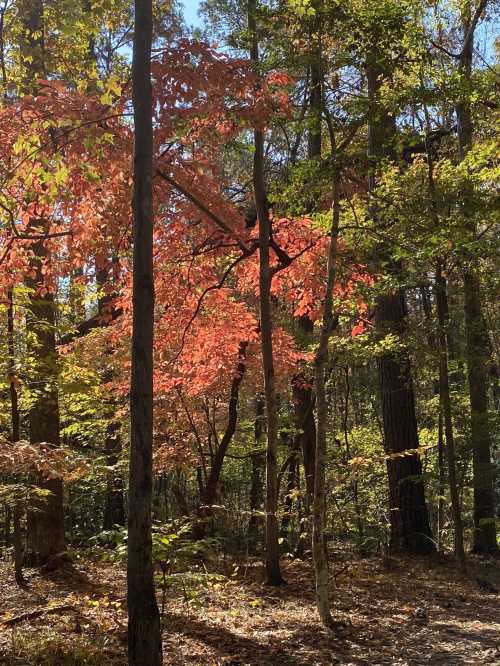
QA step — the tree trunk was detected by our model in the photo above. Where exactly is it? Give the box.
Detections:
[13,504,25,586]
[437,410,445,553]
[248,394,265,551]
[7,290,20,443]
[19,0,65,567]
[98,261,125,532]
[200,343,247,511]
[366,61,434,555]
[103,420,125,530]
[8,290,25,585]
[375,293,434,554]
[435,265,466,570]
[248,0,284,586]
[312,164,341,630]
[456,2,497,553]
[292,7,323,544]
[127,0,162,663]
[342,367,364,550]
[292,373,316,511]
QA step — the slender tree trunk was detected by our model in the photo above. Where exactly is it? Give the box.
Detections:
[7,290,19,443]
[200,343,247,511]
[248,0,284,586]
[312,165,341,630]
[127,0,162,663]
[98,262,125,532]
[366,61,434,555]
[103,420,125,530]
[456,2,497,553]
[248,394,265,551]
[292,373,316,511]
[435,265,466,570]
[343,367,364,550]
[13,504,24,585]
[8,289,25,585]
[437,410,445,553]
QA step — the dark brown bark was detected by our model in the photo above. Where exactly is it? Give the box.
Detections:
[366,61,434,555]
[375,292,434,554]
[127,0,162,663]
[18,0,65,567]
[248,0,284,586]
[456,2,496,554]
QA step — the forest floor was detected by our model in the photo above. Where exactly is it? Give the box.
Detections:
[0,550,498,665]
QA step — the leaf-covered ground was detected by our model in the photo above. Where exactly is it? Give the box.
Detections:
[0,552,498,665]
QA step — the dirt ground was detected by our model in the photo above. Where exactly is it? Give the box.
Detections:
[0,551,498,665]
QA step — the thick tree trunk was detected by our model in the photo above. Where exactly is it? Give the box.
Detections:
[25,244,65,564]
[248,0,284,586]
[127,0,162,663]
[435,265,466,570]
[19,0,65,567]
[456,2,497,553]
[366,62,434,555]
[375,292,433,554]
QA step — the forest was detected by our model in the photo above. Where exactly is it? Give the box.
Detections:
[0,0,498,664]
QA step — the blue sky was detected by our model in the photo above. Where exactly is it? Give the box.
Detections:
[183,0,202,27]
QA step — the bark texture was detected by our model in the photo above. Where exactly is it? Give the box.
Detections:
[127,0,162,663]
[367,61,434,555]
[248,0,284,586]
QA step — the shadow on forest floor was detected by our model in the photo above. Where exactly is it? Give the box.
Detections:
[0,552,498,665]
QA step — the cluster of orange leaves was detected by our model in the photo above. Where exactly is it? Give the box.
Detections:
[0,39,372,470]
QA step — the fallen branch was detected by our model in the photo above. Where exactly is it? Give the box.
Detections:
[3,603,79,626]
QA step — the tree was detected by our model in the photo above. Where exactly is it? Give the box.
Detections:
[455,0,497,554]
[127,0,162,662]
[248,0,284,586]
[18,0,65,566]
[363,2,434,555]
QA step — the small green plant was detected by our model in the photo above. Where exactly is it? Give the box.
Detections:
[90,521,226,615]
